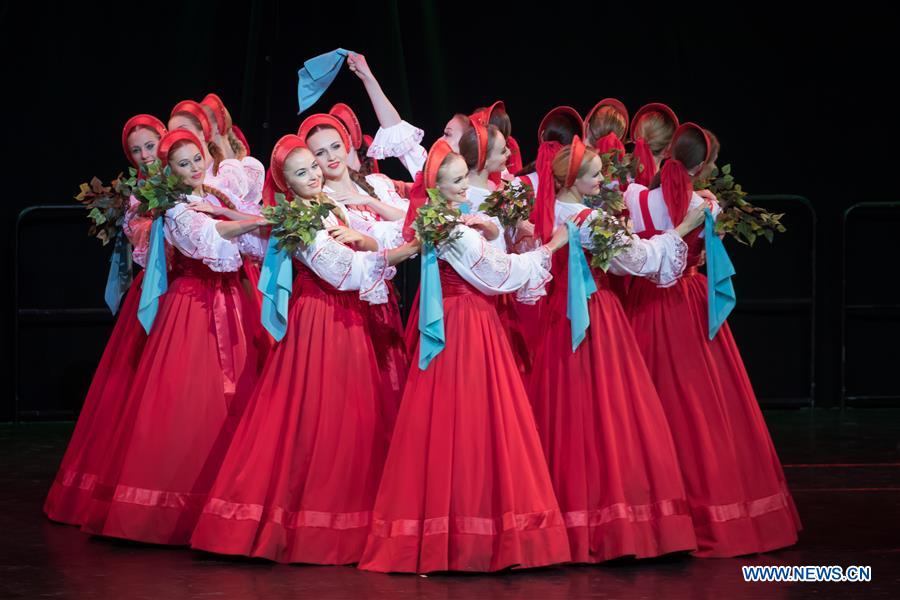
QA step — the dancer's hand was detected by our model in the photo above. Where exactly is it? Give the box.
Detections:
[695,189,719,209]
[188,202,225,216]
[330,190,372,206]
[347,52,374,83]
[675,205,707,237]
[546,223,570,252]
[327,225,367,246]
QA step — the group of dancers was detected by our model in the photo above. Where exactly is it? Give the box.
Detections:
[44,52,801,573]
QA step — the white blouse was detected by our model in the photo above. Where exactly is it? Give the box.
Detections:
[437,225,552,304]
[463,185,508,253]
[290,210,396,305]
[554,200,688,288]
[239,156,266,208]
[205,159,251,209]
[624,183,721,237]
[323,173,408,250]
[366,120,427,179]
[163,195,244,272]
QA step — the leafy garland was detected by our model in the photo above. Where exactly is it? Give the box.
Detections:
[586,209,631,271]
[695,164,786,246]
[582,150,638,216]
[413,188,464,246]
[601,149,640,188]
[478,180,534,228]
[133,162,193,217]
[261,192,336,254]
[74,171,136,245]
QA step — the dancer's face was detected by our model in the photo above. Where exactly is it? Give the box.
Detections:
[169,143,206,188]
[168,114,207,144]
[127,127,161,165]
[441,115,467,152]
[283,148,324,199]
[485,132,511,173]
[574,155,603,197]
[436,155,469,205]
[307,128,349,180]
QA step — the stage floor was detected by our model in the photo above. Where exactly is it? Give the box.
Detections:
[2,408,898,599]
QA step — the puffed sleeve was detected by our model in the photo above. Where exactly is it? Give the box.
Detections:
[164,203,243,272]
[292,230,396,304]
[576,209,688,288]
[366,120,427,178]
[206,159,250,206]
[365,173,410,213]
[437,226,552,303]
[240,156,266,208]
[344,211,405,251]
[123,195,152,267]
[690,191,722,238]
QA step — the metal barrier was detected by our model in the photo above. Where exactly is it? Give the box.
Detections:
[840,202,900,408]
[13,205,113,422]
[732,195,817,408]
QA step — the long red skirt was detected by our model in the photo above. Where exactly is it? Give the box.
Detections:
[366,283,408,430]
[239,257,275,369]
[78,255,260,545]
[190,264,390,564]
[44,271,148,526]
[528,250,697,562]
[626,272,801,557]
[358,262,571,573]
[405,288,532,378]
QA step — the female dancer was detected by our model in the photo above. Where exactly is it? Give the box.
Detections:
[191,134,419,564]
[43,114,166,525]
[358,140,572,573]
[624,123,801,556]
[78,129,268,545]
[528,137,705,562]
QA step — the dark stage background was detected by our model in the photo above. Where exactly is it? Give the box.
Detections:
[1,2,896,420]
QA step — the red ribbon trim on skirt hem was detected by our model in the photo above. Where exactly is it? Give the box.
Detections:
[692,488,794,524]
[370,509,566,539]
[562,498,691,528]
[202,497,372,530]
[112,484,207,510]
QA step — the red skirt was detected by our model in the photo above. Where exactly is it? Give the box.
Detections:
[44,271,148,526]
[190,265,391,565]
[239,257,275,370]
[365,282,408,431]
[528,250,697,562]
[626,272,802,557]
[358,262,571,573]
[78,256,260,545]
[405,288,532,378]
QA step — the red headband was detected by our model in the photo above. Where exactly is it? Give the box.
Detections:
[537,106,583,144]
[659,122,711,226]
[157,129,205,168]
[629,102,679,143]
[297,113,352,151]
[403,139,456,242]
[201,93,231,135]
[467,116,489,172]
[231,125,251,154]
[671,122,712,167]
[121,114,167,167]
[471,100,506,128]
[424,139,454,188]
[584,98,630,141]
[329,103,363,149]
[630,103,679,186]
[170,100,212,141]
[270,134,308,194]
[565,136,586,188]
